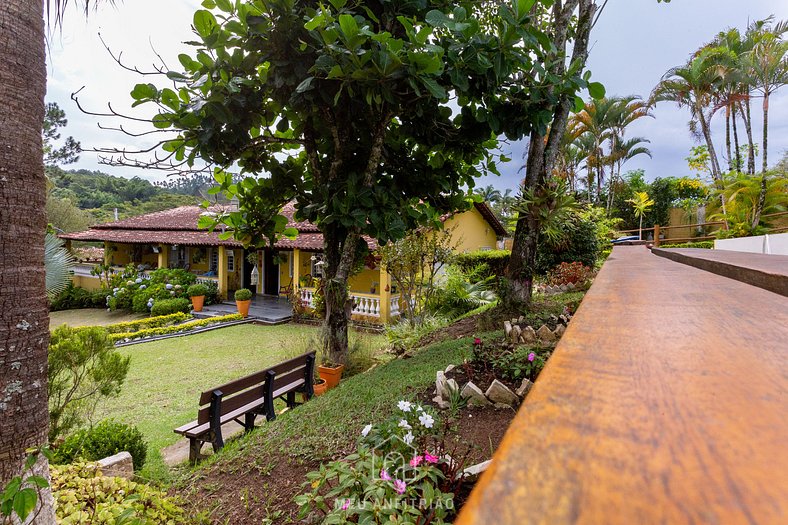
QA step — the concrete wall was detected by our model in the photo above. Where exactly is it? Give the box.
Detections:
[714,233,788,255]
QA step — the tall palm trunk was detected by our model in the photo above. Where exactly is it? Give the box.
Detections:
[725,105,732,171]
[0,1,57,522]
[752,94,771,228]
[696,103,727,217]
[743,98,756,175]
[732,102,741,170]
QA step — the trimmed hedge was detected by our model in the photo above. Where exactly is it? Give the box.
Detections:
[109,313,244,342]
[50,283,107,311]
[454,250,510,280]
[150,298,192,316]
[101,312,192,335]
[55,419,147,471]
[659,241,714,249]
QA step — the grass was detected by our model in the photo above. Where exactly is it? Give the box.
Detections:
[49,308,146,329]
[173,331,499,520]
[92,323,386,481]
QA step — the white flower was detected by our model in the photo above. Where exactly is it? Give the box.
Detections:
[170,291,175,296]
[165,283,174,290]
[135,278,142,284]
[403,431,414,445]
[398,419,411,430]
[127,281,134,286]
[139,285,146,290]
[361,424,373,437]
[397,400,412,412]
[416,405,424,412]
[418,412,434,429]
[113,287,119,292]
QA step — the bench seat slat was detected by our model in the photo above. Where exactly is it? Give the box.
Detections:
[177,378,306,439]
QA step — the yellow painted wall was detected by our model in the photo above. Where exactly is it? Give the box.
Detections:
[443,208,498,253]
[279,251,293,291]
[189,246,211,273]
[106,242,131,266]
[349,267,382,294]
[71,274,102,291]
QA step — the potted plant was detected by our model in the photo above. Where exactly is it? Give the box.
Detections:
[187,283,208,312]
[318,359,345,390]
[234,288,253,317]
[313,376,328,397]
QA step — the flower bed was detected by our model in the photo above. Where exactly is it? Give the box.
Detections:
[109,313,244,343]
[99,312,192,334]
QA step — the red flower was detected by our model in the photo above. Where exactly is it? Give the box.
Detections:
[473,337,482,346]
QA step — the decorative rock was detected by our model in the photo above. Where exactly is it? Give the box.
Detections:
[462,459,492,481]
[560,284,568,292]
[446,378,460,396]
[559,314,569,325]
[567,282,576,290]
[432,395,450,410]
[520,326,537,344]
[536,324,556,342]
[548,314,559,324]
[494,403,513,410]
[517,316,525,324]
[485,379,519,407]
[445,364,456,374]
[510,324,522,343]
[98,451,134,479]
[436,371,448,398]
[516,378,534,398]
[554,324,566,338]
[461,381,490,406]
[504,320,512,338]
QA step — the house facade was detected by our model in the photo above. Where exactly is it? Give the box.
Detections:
[61,202,507,324]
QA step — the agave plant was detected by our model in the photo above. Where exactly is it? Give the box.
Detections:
[45,232,76,299]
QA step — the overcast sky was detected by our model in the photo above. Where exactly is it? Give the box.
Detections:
[46,0,788,193]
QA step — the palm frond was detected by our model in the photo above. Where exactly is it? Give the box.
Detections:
[45,232,76,299]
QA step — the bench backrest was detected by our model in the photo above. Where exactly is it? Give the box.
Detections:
[196,351,316,425]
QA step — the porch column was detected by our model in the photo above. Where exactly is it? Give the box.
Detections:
[292,249,301,290]
[379,265,391,323]
[103,242,111,265]
[157,244,169,269]
[218,246,228,300]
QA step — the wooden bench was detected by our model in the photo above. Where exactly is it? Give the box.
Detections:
[174,351,316,462]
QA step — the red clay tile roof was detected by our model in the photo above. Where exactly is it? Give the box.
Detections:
[61,201,501,250]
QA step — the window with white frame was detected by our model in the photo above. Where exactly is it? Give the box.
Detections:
[227,250,235,272]
[210,248,218,272]
[310,253,324,278]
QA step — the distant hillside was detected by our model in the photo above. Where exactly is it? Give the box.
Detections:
[47,166,201,223]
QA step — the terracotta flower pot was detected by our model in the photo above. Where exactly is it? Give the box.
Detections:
[318,364,345,389]
[313,380,328,397]
[236,299,251,317]
[191,295,205,312]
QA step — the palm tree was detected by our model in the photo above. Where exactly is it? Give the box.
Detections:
[607,136,652,212]
[627,191,655,240]
[1,2,109,521]
[475,184,502,204]
[568,97,618,203]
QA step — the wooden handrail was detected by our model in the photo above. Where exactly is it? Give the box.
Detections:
[659,220,725,231]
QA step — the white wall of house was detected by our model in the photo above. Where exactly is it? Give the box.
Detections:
[714,233,788,255]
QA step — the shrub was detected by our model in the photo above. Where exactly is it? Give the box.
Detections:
[107,267,194,314]
[109,313,243,342]
[296,402,459,523]
[97,312,192,334]
[659,241,714,249]
[428,265,497,319]
[48,326,130,442]
[150,297,192,316]
[49,282,107,311]
[55,420,148,471]
[535,210,599,274]
[187,283,209,297]
[50,462,188,523]
[453,249,510,280]
[234,288,253,301]
[485,344,552,382]
[546,261,593,286]
[202,279,222,305]
[147,267,197,287]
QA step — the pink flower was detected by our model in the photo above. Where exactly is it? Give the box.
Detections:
[380,469,392,481]
[528,352,536,362]
[424,452,439,464]
[409,455,423,467]
[393,479,407,495]
[341,499,351,510]
[473,337,482,345]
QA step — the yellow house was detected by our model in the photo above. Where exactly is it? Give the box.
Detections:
[61,202,506,324]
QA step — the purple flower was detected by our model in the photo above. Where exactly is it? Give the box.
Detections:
[393,479,407,495]
[380,469,392,481]
[424,452,439,464]
[528,352,536,362]
[341,499,351,510]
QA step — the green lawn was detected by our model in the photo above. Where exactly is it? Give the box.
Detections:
[49,308,146,329]
[94,323,386,481]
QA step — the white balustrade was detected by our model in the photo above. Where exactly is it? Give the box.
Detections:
[300,288,315,308]
[389,296,401,318]
[351,294,380,317]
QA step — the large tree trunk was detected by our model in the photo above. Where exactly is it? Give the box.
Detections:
[320,225,358,366]
[0,1,57,523]
[696,106,727,217]
[506,0,595,307]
